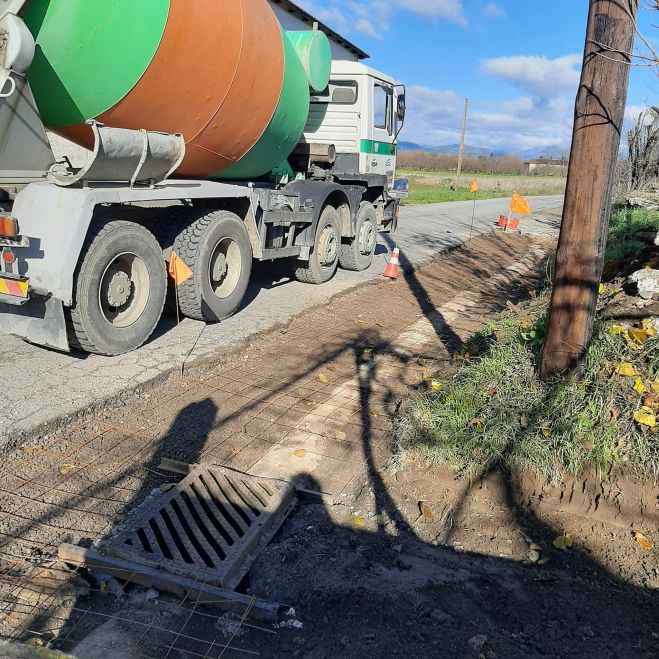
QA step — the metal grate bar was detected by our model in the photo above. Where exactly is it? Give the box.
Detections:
[231,477,267,513]
[183,483,236,552]
[199,472,251,534]
[212,471,258,525]
[179,486,229,561]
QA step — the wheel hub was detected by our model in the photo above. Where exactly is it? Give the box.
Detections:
[359,219,376,256]
[318,224,338,266]
[211,252,228,283]
[106,271,132,308]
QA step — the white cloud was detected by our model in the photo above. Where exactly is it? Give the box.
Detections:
[481,54,582,99]
[483,3,505,18]
[401,85,575,153]
[393,0,467,26]
[295,0,467,39]
[402,84,647,156]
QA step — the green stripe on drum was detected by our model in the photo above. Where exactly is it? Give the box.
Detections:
[361,139,397,156]
[25,0,170,127]
[217,30,310,181]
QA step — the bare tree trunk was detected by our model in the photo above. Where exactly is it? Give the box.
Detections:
[540,0,638,379]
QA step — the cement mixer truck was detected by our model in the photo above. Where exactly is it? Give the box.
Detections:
[0,0,406,355]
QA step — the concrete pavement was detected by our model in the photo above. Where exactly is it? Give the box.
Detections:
[0,196,562,444]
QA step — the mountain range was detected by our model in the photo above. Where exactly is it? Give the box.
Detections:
[398,141,569,160]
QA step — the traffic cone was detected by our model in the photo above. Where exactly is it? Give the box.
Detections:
[384,247,400,280]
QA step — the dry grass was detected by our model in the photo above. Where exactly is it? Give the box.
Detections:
[398,151,528,174]
[399,168,567,205]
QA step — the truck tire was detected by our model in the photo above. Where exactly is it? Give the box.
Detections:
[295,205,341,284]
[339,202,377,271]
[173,210,252,322]
[151,206,195,316]
[67,220,167,355]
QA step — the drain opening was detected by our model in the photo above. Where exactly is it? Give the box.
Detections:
[181,489,227,560]
[149,518,173,560]
[136,529,151,553]
[199,473,247,536]
[160,508,194,565]
[189,482,237,547]
[211,472,254,526]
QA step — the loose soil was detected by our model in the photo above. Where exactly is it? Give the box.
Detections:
[0,232,656,658]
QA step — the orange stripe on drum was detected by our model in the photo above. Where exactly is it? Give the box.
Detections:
[59,0,285,179]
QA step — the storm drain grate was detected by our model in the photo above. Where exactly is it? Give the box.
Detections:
[107,465,296,590]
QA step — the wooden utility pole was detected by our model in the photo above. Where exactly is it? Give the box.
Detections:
[540,0,638,379]
[454,98,469,188]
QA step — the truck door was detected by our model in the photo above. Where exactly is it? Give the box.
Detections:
[368,81,396,187]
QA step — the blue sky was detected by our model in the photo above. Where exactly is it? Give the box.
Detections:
[296,0,658,154]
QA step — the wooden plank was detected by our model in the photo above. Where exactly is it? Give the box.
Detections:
[58,543,284,623]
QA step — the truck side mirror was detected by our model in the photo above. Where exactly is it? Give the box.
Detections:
[397,94,406,121]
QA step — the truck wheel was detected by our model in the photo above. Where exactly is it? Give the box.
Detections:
[295,205,341,284]
[67,221,167,355]
[151,206,195,316]
[173,210,252,322]
[339,202,377,271]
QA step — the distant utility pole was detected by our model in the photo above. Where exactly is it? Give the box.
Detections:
[540,0,638,379]
[454,98,469,189]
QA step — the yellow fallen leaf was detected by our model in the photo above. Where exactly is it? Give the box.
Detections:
[615,363,638,377]
[609,324,627,336]
[352,515,365,526]
[294,449,307,458]
[431,381,442,391]
[598,283,606,295]
[318,374,329,384]
[640,320,658,338]
[419,500,434,522]
[553,533,573,550]
[59,464,77,476]
[634,407,656,428]
[628,328,649,345]
[635,532,654,550]
[634,378,646,395]
[23,444,44,454]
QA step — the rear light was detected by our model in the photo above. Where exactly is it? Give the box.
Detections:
[2,250,15,264]
[0,215,18,239]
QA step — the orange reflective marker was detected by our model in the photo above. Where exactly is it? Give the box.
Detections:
[470,180,479,194]
[511,193,531,215]
[169,251,193,286]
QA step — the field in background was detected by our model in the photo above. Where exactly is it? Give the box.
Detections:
[400,168,567,205]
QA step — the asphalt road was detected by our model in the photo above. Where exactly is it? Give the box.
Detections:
[0,196,563,444]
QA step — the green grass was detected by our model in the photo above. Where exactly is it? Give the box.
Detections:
[402,186,509,205]
[606,206,659,263]
[398,168,567,206]
[397,294,659,482]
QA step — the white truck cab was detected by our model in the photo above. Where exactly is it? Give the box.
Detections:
[304,61,405,189]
